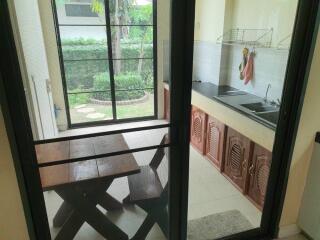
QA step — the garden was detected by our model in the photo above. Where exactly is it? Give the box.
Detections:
[58,0,155,123]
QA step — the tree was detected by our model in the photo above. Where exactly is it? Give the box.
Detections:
[57,0,152,76]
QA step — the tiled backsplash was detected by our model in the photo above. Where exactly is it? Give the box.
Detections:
[220,45,289,101]
[191,41,289,100]
[193,41,222,85]
[163,40,289,101]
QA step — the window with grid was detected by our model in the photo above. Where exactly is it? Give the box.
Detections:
[53,0,156,126]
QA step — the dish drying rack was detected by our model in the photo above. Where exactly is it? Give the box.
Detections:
[277,34,292,50]
[216,28,273,48]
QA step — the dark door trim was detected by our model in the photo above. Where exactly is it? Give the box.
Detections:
[170,0,320,240]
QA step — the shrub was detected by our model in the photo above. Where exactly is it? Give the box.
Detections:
[61,38,153,91]
[92,72,145,101]
[68,92,90,107]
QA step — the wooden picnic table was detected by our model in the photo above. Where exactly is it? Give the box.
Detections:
[35,134,140,240]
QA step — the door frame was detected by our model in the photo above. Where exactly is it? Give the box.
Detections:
[51,0,159,128]
[0,0,320,240]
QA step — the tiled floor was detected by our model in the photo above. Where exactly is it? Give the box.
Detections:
[44,127,261,239]
[58,119,168,138]
[188,147,262,226]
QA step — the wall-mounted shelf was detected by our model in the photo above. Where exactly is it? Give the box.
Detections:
[216,28,273,48]
[277,34,292,50]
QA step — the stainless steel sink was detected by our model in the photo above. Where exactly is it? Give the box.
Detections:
[255,111,279,125]
[218,90,248,97]
[241,102,277,113]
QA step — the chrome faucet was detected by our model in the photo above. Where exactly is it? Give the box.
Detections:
[264,84,271,103]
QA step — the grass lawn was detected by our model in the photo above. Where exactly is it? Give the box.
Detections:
[70,94,154,124]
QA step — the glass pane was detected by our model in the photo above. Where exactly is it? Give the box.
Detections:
[188,0,299,238]
[113,59,154,89]
[111,26,153,59]
[59,26,108,60]
[116,89,154,119]
[55,0,106,25]
[109,0,153,25]
[64,59,112,124]
[64,59,110,91]
[68,92,113,124]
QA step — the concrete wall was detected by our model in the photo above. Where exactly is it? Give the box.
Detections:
[0,110,29,240]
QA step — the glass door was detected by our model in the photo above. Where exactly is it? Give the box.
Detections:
[53,0,157,126]
[187,0,307,239]
[54,0,114,125]
[1,0,319,239]
[109,0,156,120]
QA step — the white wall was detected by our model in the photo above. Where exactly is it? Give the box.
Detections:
[193,0,298,100]
[280,29,320,227]
[220,0,298,99]
[194,0,226,42]
[230,0,298,48]
[11,0,58,139]
[38,0,68,130]
[157,0,171,118]
[56,3,107,40]
[192,0,227,84]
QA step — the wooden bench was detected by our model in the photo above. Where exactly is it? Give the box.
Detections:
[123,134,169,239]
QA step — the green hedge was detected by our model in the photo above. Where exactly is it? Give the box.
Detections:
[62,39,153,90]
[92,72,145,101]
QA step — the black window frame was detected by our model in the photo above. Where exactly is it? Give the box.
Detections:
[52,0,158,128]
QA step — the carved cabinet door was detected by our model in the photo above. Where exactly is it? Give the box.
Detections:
[247,144,272,210]
[205,116,226,170]
[224,127,252,193]
[190,106,207,154]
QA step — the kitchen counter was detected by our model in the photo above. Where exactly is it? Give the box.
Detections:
[190,82,276,151]
[192,82,278,130]
[162,81,276,151]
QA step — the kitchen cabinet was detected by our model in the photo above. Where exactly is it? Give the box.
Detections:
[223,128,253,193]
[190,106,207,154]
[164,88,170,120]
[247,144,272,210]
[205,116,226,171]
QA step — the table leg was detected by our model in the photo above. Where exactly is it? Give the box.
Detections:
[131,214,155,240]
[97,192,123,210]
[81,180,123,211]
[133,201,168,239]
[56,187,128,240]
[55,210,84,240]
[84,180,123,211]
[153,207,169,238]
[53,201,73,228]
